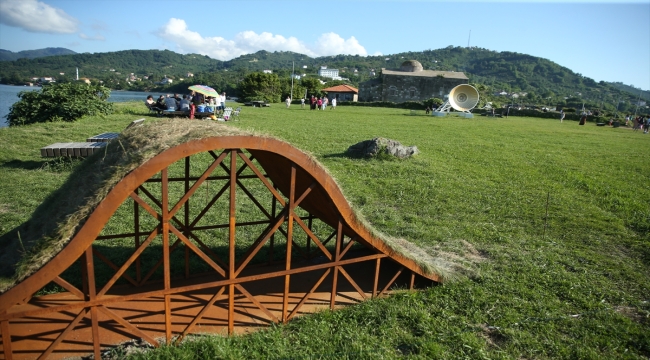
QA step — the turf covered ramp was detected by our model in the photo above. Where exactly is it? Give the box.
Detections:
[0,121,441,359]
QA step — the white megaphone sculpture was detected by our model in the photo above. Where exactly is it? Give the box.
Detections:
[432,84,480,118]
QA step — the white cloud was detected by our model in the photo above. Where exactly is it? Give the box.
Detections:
[313,33,368,57]
[155,18,368,60]
[0,0,78,34]
[79,33,105,41]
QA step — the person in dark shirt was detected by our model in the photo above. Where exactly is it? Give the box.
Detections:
[191,91,204,106]
[155,95,167,110]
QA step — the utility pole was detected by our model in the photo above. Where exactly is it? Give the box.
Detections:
[633,89,642,117]
[290,61,294,101]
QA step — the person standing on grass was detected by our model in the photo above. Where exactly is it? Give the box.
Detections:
[322,97,328,110]
[220,92,226,113]
[286,96,291,108]
[317,97,323,110]
[579,113,587,126]
[560,109,565,123]
[310,96,316,110]
[301,98,305,109]
[330,97,336,110]
[644,116,650,134]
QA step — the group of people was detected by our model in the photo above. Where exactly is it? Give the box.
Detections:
[146,91,227,112]
[605,114,650,132]
[624,114,650,133]
[304,95,336,110]
[285,95,337,110]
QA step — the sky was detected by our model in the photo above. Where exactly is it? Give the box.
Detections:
[0,0,648,90]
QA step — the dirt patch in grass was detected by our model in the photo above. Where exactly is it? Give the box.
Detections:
[0,204,9,214]
[478,324,508,349]
[614,305,648,325]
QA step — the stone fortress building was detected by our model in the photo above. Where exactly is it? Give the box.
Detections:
[358,60,469,103]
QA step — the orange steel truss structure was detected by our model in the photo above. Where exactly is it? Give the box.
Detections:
[0,137,439,359]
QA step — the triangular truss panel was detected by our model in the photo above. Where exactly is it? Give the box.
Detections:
[0,137,439,359]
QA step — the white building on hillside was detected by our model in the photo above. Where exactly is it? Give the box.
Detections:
[318,66,339,79]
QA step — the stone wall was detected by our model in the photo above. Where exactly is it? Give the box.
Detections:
[358,78,382,102]
[359,75,468,103]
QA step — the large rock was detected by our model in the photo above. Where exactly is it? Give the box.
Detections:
[347,137,419,159]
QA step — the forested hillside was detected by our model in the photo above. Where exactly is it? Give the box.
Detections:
[0,47,77,61]
[0,47,647,113]
[0,49,222,88]
[607,82,650,102]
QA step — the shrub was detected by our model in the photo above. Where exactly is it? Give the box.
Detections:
[7,82,113,126]
[239,72,281,103]
[338,100,427,110]
[423,98,443,109]
[475,108,606,123]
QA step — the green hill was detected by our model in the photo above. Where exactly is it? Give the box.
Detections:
[607,82,650,102]
[0,47,647,114]
[0,49,223,89]
[0,47,77,61]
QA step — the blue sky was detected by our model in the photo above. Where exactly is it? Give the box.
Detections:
[1,0,648,90]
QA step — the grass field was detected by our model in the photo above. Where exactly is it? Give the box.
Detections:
[0,102,648,359]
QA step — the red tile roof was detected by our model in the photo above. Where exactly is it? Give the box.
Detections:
[321,84,358,93]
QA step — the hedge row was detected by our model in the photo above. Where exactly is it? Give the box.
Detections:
[337,101,428,109]
[474,108,607,123]
[291,99,615,123]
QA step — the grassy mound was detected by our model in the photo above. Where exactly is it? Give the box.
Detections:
[0,118,451,293]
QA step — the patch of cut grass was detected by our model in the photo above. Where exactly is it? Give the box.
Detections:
[0,102,648,359]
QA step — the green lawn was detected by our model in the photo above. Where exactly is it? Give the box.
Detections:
[0,103,648,359]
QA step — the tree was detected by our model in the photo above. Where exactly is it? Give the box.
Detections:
[7,82,113,126]
[300,77,323,97]
[239,72,281,103]
[323,80,348,88]
[280,78,305,101]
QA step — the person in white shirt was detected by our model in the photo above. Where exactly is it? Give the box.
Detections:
[220,92,226,112]
[330,97,337,110]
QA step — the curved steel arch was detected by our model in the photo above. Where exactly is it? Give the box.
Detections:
[0,136,439,359]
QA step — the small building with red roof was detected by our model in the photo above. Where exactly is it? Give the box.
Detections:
[321,84,359,102]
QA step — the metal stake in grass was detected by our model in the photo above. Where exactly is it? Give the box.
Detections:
[17,230,26,254]
[543,191,550,239]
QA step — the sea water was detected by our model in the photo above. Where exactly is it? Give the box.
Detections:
[0,85,158,128]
